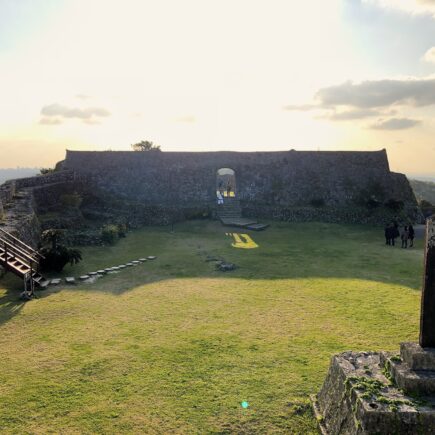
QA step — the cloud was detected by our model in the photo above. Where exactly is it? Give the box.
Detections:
[76,94,91,100]
[315,77,435,109]
[369,117,422,130]
[39,117,62,125]
[327,109,381,121]
[40,103,110,124]
[423,47,435,63]
[362,0,435,17]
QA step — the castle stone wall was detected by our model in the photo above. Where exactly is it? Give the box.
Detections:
[64,149,416,209]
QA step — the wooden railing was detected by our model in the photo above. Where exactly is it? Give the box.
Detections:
[0,229,44,274]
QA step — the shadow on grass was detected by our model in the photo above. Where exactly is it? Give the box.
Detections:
[0,274,26,325]
[0,220,425,326]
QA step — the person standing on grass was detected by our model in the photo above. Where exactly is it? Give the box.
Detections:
[384,223,392,245]
[401,226,409,249]
[408,224,415,247]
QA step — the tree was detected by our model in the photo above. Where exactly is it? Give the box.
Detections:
[131,140,161,152]
[40,168,55,175]
[40,229,82,272]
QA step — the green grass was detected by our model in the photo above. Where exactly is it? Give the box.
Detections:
[0,221,423,433]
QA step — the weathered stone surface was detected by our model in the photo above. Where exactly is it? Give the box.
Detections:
[216,262,236,272]
[39,280,50,289]
[132,260,140,264]
[401,342,435,370]
[79,275,90,281]
[104,268,112,272]
[315,351,435,434]
[50,278,61,285]
[97,270,106,274]
[147,256,157,260]
[65,277,75,284]
[138,258,147,262]
[88,272,98,276]
[126,263,133,266]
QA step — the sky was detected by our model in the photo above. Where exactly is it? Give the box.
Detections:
[0,0,435,177]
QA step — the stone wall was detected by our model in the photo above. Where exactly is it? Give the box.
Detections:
[62,149,418,224]
[13,170,76,189]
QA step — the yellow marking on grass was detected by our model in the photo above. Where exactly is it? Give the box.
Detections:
[227,233,259,249]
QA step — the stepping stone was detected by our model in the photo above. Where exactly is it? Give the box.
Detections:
[138,258,147,262]
[79,275,90,281]
[132,260,140,265]
[50,278,62,285]
[118,265,126,269]
[246,223,269,231]
[39,280,50,289]
[89,272,98,276]
[104,268,112,272]
[147,256,157,260]
[111,266,120,271]
[126,263,133,267]
[65,277,76,284]
[97,270,106,275]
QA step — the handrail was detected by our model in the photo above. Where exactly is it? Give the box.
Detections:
[0,228,44,259]
[0,238,39,267]
[0,235,39,263]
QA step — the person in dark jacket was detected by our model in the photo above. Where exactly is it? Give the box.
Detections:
[384,223,393,245]
[408,224,415,247]
[401,226,409,248]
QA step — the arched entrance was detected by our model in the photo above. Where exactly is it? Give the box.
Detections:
[216,168,236,198]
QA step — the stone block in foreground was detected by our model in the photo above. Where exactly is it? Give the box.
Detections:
[314,351,435,434]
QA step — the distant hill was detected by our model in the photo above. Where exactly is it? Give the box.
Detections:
[410,179,435,205]
[0,168,40,185]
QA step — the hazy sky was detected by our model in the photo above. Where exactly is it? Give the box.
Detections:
[1,0,435,176]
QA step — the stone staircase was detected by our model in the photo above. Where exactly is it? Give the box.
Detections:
[216,197,243,221]
[0,228,47,298]
[216,198,269,230]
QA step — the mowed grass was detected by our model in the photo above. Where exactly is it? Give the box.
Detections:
[0,221,424,434]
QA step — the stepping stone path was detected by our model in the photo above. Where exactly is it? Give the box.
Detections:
[41,257,155,290]
[40,280,50,289]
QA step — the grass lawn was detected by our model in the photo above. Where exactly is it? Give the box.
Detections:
[0,221,424,434]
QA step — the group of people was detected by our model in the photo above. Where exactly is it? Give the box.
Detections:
[217,181,233,205]
[384,222,415,248]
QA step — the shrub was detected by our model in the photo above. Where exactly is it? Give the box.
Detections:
[117,223,127,238]
[40,229,82,272]
[101,224,119,245]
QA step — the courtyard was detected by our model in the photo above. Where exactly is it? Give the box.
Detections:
[0,221,423,433]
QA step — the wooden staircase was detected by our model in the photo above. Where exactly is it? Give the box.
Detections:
[0,229,46,298]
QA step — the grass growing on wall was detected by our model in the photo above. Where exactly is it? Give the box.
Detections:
[0,221,423,433]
